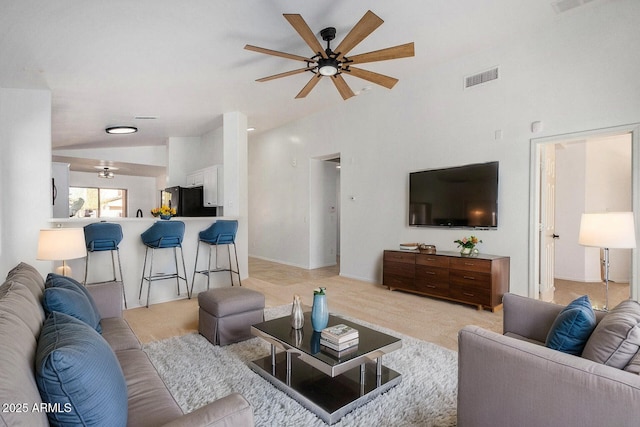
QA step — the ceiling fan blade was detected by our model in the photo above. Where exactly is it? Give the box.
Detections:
[283,14,328,59]
[244,45,312,63]
[335,10,384,61]
[347,42,415,65]
[344,66,399,89]
[295,74,322,99]
[256,67,314,82]
[331,75,356,100]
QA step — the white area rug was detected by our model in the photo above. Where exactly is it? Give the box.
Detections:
[143,305,457,426]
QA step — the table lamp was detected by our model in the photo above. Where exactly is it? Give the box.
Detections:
[578,212,636,310]
[37,228,87,276]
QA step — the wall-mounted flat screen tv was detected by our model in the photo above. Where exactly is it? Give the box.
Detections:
[409,161,498,228]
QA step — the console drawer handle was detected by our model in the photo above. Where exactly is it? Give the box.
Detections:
[425,271,436,275]
[426,285,436,288]
[463,275,475,280]
[463,292,475,297]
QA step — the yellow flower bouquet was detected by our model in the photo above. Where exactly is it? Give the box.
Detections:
[151,205,176,218]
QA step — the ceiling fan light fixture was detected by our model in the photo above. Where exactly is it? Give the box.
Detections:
[97,167,115,179]
[105,126,138,135]
[317,58,339,76]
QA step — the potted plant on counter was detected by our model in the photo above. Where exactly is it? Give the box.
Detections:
[151,205,176,220]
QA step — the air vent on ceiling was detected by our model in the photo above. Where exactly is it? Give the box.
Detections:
[464,67,499,89]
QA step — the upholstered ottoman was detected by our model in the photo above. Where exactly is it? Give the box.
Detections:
[198,287,265,345]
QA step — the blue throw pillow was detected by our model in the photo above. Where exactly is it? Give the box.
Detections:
[35,312,127,427]
[45,274,101,333]
[46,273,101,316]
[43,287,102,333]
[545,295,596,355]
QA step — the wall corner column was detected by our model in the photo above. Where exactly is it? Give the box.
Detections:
[223,112,248,278]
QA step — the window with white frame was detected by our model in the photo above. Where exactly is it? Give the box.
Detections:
[69,187,127,218]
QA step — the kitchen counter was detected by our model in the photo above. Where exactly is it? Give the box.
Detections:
[48,217,240,308]
[50,216,228,222]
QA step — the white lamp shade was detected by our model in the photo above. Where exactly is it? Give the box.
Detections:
[578,212,637,249]
[37,228,87,261]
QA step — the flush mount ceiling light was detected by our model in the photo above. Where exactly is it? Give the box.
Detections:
[105,126,137,134]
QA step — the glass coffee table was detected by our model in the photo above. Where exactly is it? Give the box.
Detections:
[249,312,402,425]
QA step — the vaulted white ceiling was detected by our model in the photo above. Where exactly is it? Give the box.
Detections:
[1,0,609,153]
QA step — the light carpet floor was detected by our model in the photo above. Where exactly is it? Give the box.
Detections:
[143,305,457,427]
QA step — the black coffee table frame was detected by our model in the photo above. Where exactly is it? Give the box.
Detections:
[249,312,402,425]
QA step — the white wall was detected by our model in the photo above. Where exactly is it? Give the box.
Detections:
[247,1,640,296]
[166,136,202,187]
[0,88,52,276]
[248,127,312,268]
[166,130,224,188]
[54,145,166,168]
[201,127,224,167]
[69,171,158,218]
[222,112,249,278]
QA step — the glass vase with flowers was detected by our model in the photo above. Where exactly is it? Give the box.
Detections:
[454,235,482,256]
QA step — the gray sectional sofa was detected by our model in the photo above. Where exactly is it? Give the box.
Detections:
[0,262,254,427]
[458,292,640,427]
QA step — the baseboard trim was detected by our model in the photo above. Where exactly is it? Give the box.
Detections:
[248,254,309,270]
[339,272,376,284]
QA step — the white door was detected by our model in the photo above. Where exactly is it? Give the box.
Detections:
[539,144,556,301]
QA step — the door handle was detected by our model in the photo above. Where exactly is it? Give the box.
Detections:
[552,234,560,239]
[52,178,57,205]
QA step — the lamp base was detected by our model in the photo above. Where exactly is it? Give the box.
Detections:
[601,248,610,311]
[54,261,72,277]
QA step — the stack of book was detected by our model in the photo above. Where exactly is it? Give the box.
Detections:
[320,324,359,357]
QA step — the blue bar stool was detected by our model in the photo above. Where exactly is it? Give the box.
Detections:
[139,220,190,308]
[83,222,127,308]
[191,220,241,295]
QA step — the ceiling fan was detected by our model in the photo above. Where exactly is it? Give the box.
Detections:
[94,165,117,179]
[244,10,415,100]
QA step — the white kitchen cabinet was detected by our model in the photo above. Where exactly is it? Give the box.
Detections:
[203,165,223,207]
[51,162,70,218]
[185,170,204,187]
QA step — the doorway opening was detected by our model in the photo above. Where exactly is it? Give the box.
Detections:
[529,124,640,306]
[309,154,341,272]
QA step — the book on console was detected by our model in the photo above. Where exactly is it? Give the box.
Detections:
[319,337,359,351]
[321,324,359,343]
[321,344,358,359]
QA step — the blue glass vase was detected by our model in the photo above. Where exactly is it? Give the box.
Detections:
[310,331,322,354]
[311,293,328,332]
